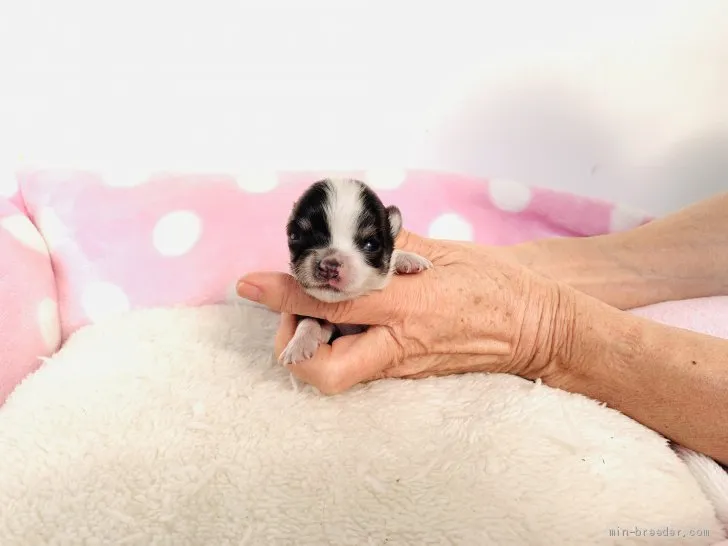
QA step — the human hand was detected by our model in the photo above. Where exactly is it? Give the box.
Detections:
[236,231,575,395]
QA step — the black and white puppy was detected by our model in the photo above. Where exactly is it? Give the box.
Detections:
[280,177,432,366]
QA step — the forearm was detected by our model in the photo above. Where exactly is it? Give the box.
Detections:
[510,192,728,310]
[550,291,728,465]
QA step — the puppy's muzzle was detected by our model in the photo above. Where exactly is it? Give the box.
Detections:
[317,256,342,280]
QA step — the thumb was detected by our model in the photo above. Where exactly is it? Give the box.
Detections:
[236,271,387,325]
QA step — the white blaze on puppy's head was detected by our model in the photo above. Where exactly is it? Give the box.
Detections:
[286,178,403,302]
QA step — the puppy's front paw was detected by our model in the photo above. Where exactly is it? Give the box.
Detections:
[279,335,321,366]
[393,250,433,274]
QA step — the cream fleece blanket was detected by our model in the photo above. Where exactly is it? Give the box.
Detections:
[0,302,724,545]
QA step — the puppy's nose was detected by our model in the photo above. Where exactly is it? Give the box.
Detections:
[318,257,342,280]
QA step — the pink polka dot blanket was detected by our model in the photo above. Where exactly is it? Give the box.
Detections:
[1,168,652,404]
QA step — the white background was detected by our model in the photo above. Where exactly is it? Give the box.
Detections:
[0,0,726,215]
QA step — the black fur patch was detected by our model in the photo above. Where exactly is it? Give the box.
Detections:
[355,183,395,272]
[286,180,331,266]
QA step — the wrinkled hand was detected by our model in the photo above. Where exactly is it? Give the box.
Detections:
[236,231,573,395]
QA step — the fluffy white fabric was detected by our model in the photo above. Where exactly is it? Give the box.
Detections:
[0,302,724,545]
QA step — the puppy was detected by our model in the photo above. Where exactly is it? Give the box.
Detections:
[279,177,432,366]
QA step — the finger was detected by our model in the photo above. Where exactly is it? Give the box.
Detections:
[395,229,432,253]
[288,326,402,395]
[273,313,298,358]
[395,229,458,265]
[236,271,408,325]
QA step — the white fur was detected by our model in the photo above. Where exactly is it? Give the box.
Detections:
[0,303,723,545]
[392,249,433,274]
[324,177,362,259]
[675,446,728,529]
[302,178,390,301]
[279,317,334,365]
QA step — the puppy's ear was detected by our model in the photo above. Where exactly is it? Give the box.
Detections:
[387,205,403,238]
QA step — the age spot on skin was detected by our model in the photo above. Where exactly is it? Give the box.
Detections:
[473,296,483,305]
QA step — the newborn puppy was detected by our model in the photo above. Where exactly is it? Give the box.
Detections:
[279,177,432,366]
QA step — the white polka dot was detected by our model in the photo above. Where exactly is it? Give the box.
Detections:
[428,213,474,241]
[235,171,279,193]
[488,178,533,212]
[36,207,72,251]
[0,214,48,253]
[363,169,407,190]
[609,205,647,232]
[152,210,202,257]
[82,282,130,323]
[37,298,61,352]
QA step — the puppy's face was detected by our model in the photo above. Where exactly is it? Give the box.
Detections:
[286,178,403,303]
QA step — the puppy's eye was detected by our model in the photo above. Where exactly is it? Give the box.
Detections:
[288,231,300,243]
[363,238,380,252]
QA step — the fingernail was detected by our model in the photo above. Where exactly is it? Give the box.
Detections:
[236,280,262,302]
